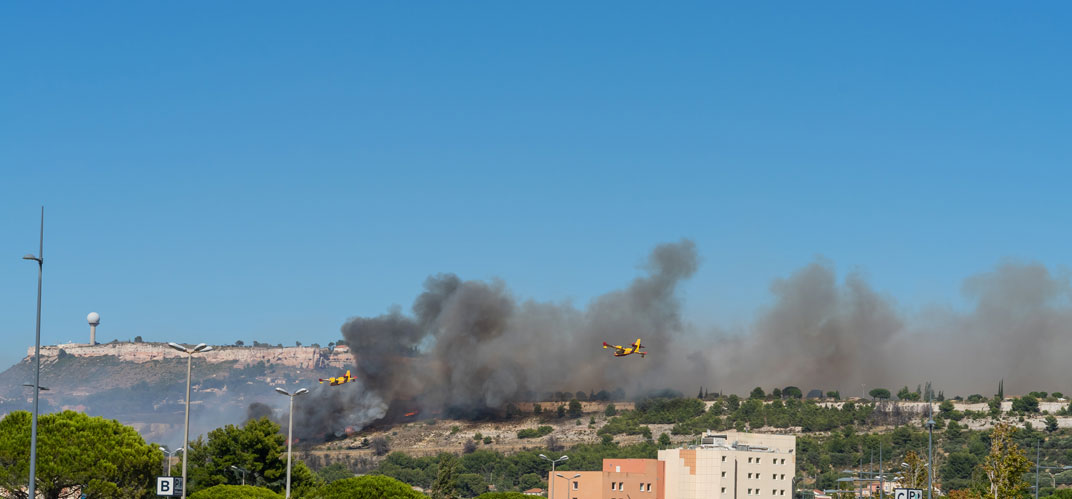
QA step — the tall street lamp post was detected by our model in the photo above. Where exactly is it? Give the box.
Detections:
[168,342,213,499]
[1036,439,1040,499]
[539,454,569,499]
[22,207,44,499]
[556,473,581,499]
[927,408,935,499]
[160,447,183,476]
[275,387,308,499]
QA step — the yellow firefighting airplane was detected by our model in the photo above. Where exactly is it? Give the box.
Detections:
[602,339,647,358]
[319,370,357,386]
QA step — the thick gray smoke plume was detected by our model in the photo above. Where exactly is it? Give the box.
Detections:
[288,239,701,439]
[706,259,1072,398]
[281,240,1071,440]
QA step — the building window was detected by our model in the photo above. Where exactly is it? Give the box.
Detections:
[723,456,727,462]
[748,473,753,479]
[722,471,727,478]
[781,474,786,480]
[748,457,753,463]
[773,490,777,495]
[757,458,761,464]
[748,489,753,495]
[647,483,652,492]
[723,488,727,494]
[573,481,578,490]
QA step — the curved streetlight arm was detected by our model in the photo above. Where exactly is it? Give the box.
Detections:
[274,385,307,499]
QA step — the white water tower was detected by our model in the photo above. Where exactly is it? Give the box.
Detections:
[87,312,100,345]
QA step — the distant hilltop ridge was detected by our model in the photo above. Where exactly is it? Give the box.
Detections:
[25,342,353,369]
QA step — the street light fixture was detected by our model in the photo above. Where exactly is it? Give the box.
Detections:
[230,465,249,486]
[168,342,213,499]
[22,207,44,499]
[22,383,49,391]
[555,473,582,498]
[275,387,308,499]
[1035,465,1072,491]
[539,454,569,499]
[159,447,183,476]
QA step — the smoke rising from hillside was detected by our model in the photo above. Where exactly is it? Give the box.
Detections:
[288,239,702,439]
[705,259,1072,398]
[282,240,1072,440]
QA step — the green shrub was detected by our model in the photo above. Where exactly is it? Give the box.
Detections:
[189,485,282,499]
[306,475,424,499]
[517,426,554,439]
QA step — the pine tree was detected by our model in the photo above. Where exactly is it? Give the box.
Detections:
[699,387,704,399]
[430,455,458,499]
[998,379,1004,400]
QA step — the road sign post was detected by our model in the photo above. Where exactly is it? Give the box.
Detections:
[894,488,923,499]
[157,477,182,497]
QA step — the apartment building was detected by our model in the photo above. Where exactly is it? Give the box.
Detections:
[602,459,665,499]
[548,431,795,499]
[660,431,796,499]
[548,470,602,499]
[547,459,663,499]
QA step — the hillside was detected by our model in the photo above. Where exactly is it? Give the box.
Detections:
[0,342,353,444]
[305,395,1072,478]
[3,342,1072,462]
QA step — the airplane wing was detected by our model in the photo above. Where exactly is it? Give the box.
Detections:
[603,341,625,351]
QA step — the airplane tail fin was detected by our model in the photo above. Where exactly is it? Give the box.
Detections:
[640,352,647,358]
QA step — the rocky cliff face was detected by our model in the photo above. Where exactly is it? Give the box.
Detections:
[26,342,353,369]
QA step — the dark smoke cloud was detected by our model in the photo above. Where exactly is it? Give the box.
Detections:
[287,239,701,440]
[246,402,273,422]
[276,240,1071,441]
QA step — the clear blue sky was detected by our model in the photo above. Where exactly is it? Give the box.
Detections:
[1,3,1069,369]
